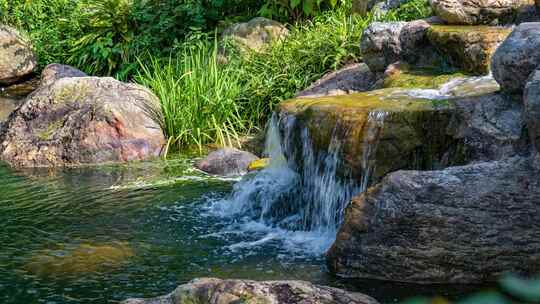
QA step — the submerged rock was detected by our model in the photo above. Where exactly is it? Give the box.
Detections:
[327,156,540,283]
[492,22,540,94]
[525,70,540,152]
[40,63,87,87]
[0,77,165,167]
[430,0,534,25]
[296,63,378,98]
[427,25,512,75]
[223,17,288,53]
[0,25,36,85]
[25,241,134,276]
[122,278,379,304]
[195,148,259,176]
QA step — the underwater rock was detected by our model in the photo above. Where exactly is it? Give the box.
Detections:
[328,156,540,283]
[492,22,540,94]
[25,241,134,276]
[40,63,87,87]
[427,25,512,75]
[121,278,379,304]
[360,21,442,73]
[296,63,378,98]
[0,25,36,85]
[0,77,165,167]
[525,70,540,152]
[223,17,288,53]
[430,0,534,24]
[196,148,259,176]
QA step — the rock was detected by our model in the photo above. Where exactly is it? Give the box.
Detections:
[448,92,527,160]
[328,156,540,283]
[195,148,259,176]
[430,0,534,25]
[525,70,540,152]
[352,0,410,15]
[0,77,165,167]
[223,17,288,53]
[25,241,134,276]
[296,63,378,98]
[360,21,443,73]
[492,22,540,94]
[427,25,512,74]
[0,25,36,85]
[382,62,467,89]
[121,278,379,304]
[40,64,87,87]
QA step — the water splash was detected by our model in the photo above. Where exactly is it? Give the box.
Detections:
[209,111,387,255]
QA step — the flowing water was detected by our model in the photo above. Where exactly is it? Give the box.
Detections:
[0,80,494,303]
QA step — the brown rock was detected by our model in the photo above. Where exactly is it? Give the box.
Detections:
[40,64,87,87]
[327,156,540,283]
[195,148,259,176]
[223,17,288,53]
[427,25,512,74]
[0,77,165,167]
[0,25,36,85]
[431,0,534,25]
[122,278,379,304]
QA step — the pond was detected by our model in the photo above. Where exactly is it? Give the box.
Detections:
[0,157,484,304]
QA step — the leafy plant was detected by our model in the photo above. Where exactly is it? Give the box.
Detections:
[259,0,350,21]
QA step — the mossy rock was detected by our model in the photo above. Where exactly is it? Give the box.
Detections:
[427,25,512,75]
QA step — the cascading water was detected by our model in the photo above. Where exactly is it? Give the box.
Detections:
[209,110,388,254]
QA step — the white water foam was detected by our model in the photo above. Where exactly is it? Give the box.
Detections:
[206,111,387,256]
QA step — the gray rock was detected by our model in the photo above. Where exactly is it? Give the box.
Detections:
[492,22,540,94]
[430,0,535,24]
[40,64,87,87]
[352,0,410,15]
[328,156,540,283]
[360,21,442,73]
[121,278,379,304]
[223,17,288,53]
[448,92,528,160]
[525,70,540,152]
[296,63,378,98]
[0,77,165,167]
[0,25,36,85]
[196,148,259,176]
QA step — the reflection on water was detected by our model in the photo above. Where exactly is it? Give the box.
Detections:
[0,158,486,304]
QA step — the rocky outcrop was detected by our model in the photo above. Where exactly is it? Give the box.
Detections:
[223,17,288,53]
[0,25,37,85]
[296,63,378,98]
[352,0,410,15]
[195,148,259,176]
[40,64,87,87]
[427,25,512,74]
[492,22,540,94]
[525,70,540,152]
[360,21,444,73]
[327,156,540,283]
[430,0,534,25]
[121,278,379,304]
[0,77,165,167]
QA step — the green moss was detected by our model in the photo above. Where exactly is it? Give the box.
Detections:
[383,68,467,89]
[38,119,64,141]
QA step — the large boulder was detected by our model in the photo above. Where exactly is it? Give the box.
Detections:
[430,0,534,25]
[327,156,540,283]
[360,21,442,73]
[296,63,378,98]
[195,148,259,176]
[0,25,37,85]
[492,22,540,94]
[223,17,288,53]
[525,70,540,152]
[40,64,87,87]
[427,25,512,74]
[121,278,379,304]
[0,77,165,167]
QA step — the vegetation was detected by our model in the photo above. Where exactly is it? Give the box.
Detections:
[1,0,432,152]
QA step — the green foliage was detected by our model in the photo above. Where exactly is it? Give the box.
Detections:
[386,0,433,21]
[135,35,246,153]
[259,0,349,21]
[403,275,540,304]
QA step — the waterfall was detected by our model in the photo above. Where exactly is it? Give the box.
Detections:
[209,111,387,254]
